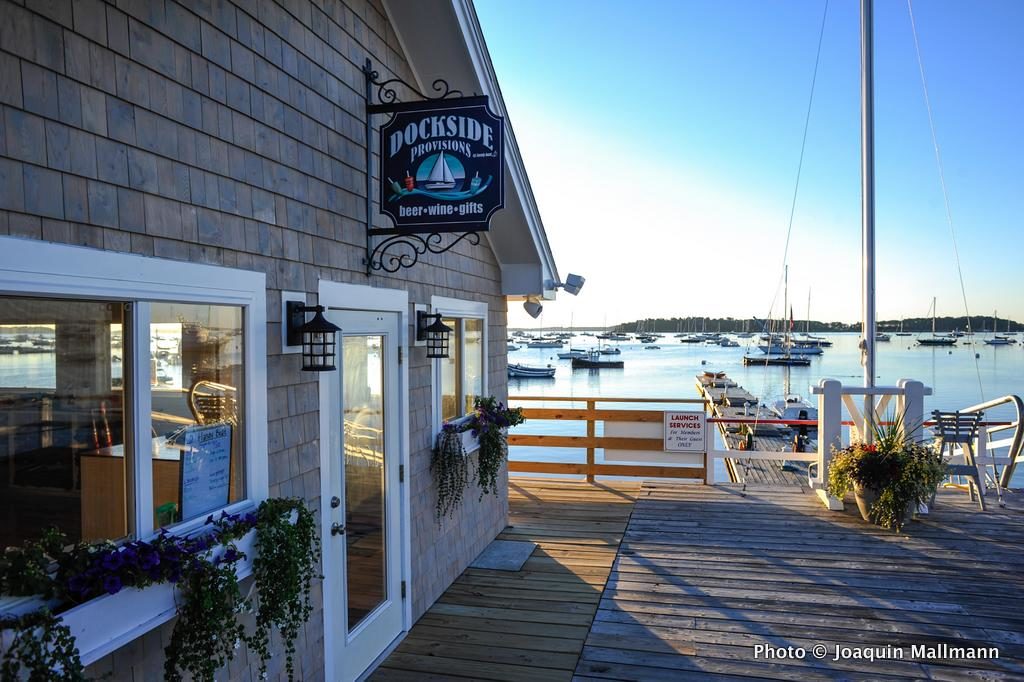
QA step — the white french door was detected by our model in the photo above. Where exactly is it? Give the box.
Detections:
[322,310,405,681]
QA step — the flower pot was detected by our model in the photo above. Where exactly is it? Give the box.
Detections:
[854,484,915,528]
[853,484,878,522]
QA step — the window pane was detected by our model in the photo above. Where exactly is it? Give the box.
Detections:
[440,318,461,422]
[464,318,483,415]
[0,297,129,548]
[150,303,244,528]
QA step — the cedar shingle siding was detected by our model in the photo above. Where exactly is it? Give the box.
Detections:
[0,0,509,679]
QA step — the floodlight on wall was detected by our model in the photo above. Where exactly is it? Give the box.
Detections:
[547,273,586,296]
[417,311,453,359]
[523,298,543,319]
[285,302,340,371]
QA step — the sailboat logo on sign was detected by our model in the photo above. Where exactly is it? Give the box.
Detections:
[379,97,504,233]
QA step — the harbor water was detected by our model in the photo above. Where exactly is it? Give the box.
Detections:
[508,333,1024,485]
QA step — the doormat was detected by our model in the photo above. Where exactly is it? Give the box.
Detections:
[468,539,537,571]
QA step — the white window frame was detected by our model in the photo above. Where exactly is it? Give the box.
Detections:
[430,296,488,453]
[0,236,268,664]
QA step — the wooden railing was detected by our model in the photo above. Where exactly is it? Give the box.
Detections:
[508,396,706,482]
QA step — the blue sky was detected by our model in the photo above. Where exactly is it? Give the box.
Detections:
[475,0,1024,328]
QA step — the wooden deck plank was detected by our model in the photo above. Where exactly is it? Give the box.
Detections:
[373,477,1024,681]
[370,477,636,681]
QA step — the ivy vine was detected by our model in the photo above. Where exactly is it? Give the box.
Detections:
[431,397,525,519]
[0,609,84,682]
[246,498,321,680]
[432,425,469,519]
[163,547,247,682]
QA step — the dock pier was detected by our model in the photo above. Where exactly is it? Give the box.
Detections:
[695,372,811,486]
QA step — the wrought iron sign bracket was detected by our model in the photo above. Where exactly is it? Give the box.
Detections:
[362,58,485,275]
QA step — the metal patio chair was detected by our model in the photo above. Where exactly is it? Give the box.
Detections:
[932,409,987,510]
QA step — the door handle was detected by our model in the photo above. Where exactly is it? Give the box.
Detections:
[330,496,341,509]
[331,522,346,536]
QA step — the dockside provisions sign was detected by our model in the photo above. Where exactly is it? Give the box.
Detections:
[379,97,504,233]
[664,411,706,452]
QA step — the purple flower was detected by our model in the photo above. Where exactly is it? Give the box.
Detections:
[103,575,123,595]
[101,551,124,571]
[243,513,257,525]
[67,574,89,596]
[138,548,160,571]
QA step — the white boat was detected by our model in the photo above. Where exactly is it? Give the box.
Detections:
[718,338,740,347]
[644,345,661,350]
[508,363,555,379]
[758,343,823,356]
[423,151,456,190]
[771,394,819,426]
[507,344,520,351]
[526,339,563,348]
[598,347,621,355]
[876,332,890,342]
[557,348,588,359]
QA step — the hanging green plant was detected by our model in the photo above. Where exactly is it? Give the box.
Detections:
[163,545,247,682]
[468,397,525,497]
[431,397,525,519]
[246,498,322,680]
[0,609,84,681]
[432,424,469,519]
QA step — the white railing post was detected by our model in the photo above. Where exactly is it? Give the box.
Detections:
[812,378,844,510]
[898,379,926,443]
[705,447,716,485]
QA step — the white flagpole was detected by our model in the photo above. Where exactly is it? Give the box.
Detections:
[861,0,877,437]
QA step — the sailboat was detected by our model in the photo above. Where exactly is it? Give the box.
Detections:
[895,317,912,336]
[423,151,457,190]
[984,310,1016,345]
[745,267,812,366]
[917,297,956,346]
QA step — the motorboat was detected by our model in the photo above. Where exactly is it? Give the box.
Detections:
[598,347,621,355]
[572,350,624,369]
[508,363,556,379]
[557,348,588,359]
[507,344,520,352]
[771,394,819,427]
[758,343,823,356]
[526,339,563,348]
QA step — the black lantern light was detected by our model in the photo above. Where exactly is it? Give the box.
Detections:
[286,302,341,371]
[417,311,453,359]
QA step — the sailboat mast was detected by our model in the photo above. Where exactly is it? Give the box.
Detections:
[861,0,877,438]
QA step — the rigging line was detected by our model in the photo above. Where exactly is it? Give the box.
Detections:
[762,0,831,327]
[755,0,830,442]
[906,0,985,402]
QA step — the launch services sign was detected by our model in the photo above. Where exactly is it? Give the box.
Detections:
[378,97,504,233]
[664,411,707,453]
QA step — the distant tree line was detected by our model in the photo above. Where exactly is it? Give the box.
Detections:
[610,316,1021,334]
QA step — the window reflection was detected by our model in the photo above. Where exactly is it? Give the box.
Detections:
[0,297,129,548]
[150,304,245,528]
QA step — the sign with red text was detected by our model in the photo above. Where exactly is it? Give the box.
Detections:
[663,411,706,452]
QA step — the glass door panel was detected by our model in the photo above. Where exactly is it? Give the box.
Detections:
[342,334,386,630]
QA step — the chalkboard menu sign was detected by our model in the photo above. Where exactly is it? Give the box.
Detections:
[180,423,232,521]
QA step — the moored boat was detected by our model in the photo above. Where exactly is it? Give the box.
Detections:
[508,363,555,378]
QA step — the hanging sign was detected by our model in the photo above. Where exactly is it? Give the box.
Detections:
[378,96,504,233]
[180,423,233,521]
[664,411,706,453]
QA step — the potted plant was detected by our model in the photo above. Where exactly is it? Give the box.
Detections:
[826,417,946,531]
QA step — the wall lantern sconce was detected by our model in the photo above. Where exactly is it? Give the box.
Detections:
[417,311,453,359]
[286,302,341,372]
